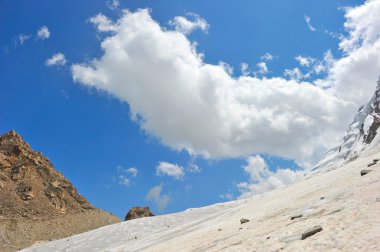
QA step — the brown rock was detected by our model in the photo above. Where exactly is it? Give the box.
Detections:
[240,218,250,224]
[0,130,121,252]
[301,225,323,240]
[125,206,154,221]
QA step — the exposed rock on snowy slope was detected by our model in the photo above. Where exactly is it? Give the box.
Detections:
[125,207,154,221]
[0,130,120,252]
[312,77,380,173]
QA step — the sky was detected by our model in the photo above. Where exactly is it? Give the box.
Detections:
[1,0,380,219]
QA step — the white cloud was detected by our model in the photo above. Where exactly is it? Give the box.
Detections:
[118,175,131,186]
[304,15,316,32]
[17,34,30,45]
[145,184,171,211]
[37,26,50,40]
[89,13,117,32]
[295,55,315,67]
[71,5,380,166]
[218,61,233,75]
[169,13,209,35]
[156,162,185,180]
[188,163,201,173]
[260,53,275,61]
[283,67,308,81]
[116,165,138,186]
[237,155,303,198]
[220,192,234,201]
[126,167,138,177]
[106,0,120,10]
[255,62,268,75]
[240,63,250,76]
[46,52,67,66]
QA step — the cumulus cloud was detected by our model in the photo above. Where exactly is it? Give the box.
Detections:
[37,26,50,40]
[89,13,117,32]
[71,3,380,166]
[169,13,209,35]
[106,0,120,10]
[156,162,185,180]
[283,67,309,81]
[126,167,138,177]
[295,55,315,67]
[237,155,303,198]
[116,166,138,186]
[255,62,268,75]
[323,0,380,106]
[46,52,67,66]
[260,53,275,61]
[145,184,171,211]
[304,15,316,32]
[240,63,250,76]
[16,34,30,45]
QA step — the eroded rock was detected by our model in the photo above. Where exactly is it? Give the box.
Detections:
[125,206,154,221]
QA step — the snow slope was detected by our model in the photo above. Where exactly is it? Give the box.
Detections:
[312,78,380,174]
[23,147,380,251]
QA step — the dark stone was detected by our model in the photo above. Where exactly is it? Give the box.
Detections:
[367,162,376,167]
[240,218,249,224]
[125,206,154,221]
[361,169,373,176]
[290,214,303,220]
[301,225,323,240]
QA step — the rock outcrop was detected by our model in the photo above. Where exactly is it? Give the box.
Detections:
[0,130,121,251]
[125,206,154,221]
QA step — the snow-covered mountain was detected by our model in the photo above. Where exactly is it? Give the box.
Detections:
[312,77,380,173]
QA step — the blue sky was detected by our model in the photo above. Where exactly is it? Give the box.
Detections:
[2,0,380,219]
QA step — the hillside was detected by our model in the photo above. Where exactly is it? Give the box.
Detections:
[22,145,380,251]
[0,130,121,252]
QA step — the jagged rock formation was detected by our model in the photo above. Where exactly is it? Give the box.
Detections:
[125,206,154,221]
[313,78,380,172]
[0,130,121,252]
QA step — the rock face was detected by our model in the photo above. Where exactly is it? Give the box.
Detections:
[0,130,121,251]
[313,77,380,172]
[125,206,154,221]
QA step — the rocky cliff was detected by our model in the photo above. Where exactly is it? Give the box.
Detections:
[0,130,120,251]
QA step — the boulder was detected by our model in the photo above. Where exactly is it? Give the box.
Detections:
[361,169,373,176]
[240,218,249,224]
[125,206,154,221]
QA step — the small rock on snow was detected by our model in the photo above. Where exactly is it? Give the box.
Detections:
[361,170,373,176]
[240,218,250,224]
[301,225,323,240]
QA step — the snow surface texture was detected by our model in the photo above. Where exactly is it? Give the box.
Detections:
[23,148,380,251]
[312,77,380,174]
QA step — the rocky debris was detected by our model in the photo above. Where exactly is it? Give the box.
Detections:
[367,162,376,167]
[0,130,121,251]
[240,218,249,224]
[281,225,323,243]
[301,225,323,240]
[374,158,380,162]
[361,169,373,176]
[290,214,303,220]
[125,207,154,221]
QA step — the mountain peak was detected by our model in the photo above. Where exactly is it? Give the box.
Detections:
[313,77,380,172]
